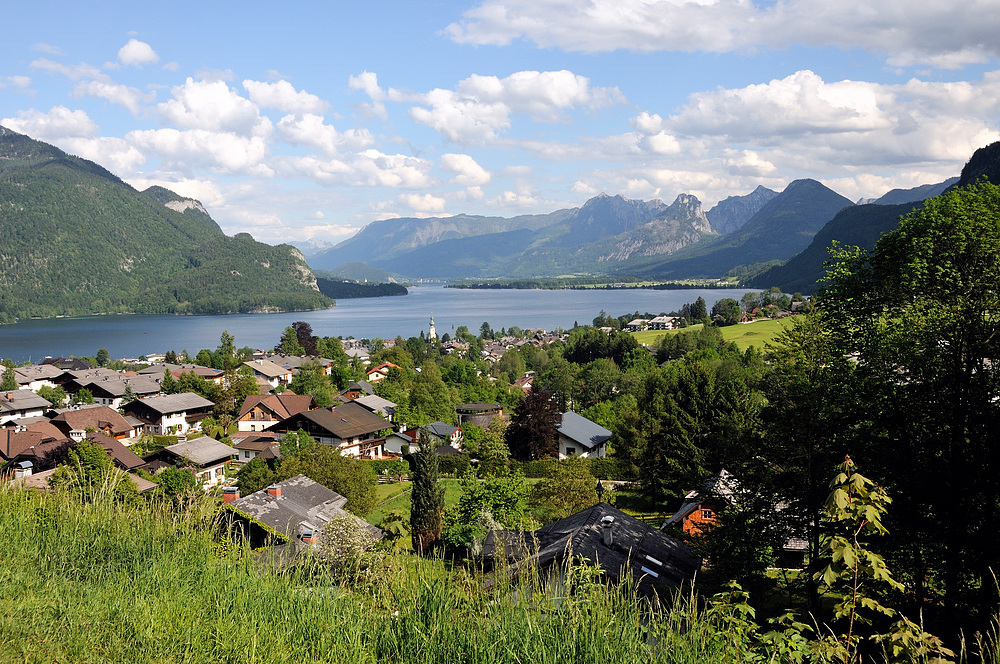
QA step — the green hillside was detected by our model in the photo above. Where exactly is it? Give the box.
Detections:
[0,127,330,322]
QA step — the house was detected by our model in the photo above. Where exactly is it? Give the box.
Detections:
[50,404,136,441]
[231,432,282,463]
[0,390,53,425]
[339,380,375,400]
[270,401,390,458]
[665,469,808,569]
[1,427,68,465]
[144,438,236,489]
[352,394,397,423]
[42,357,94,371]
[556,411,611,459]
[12,364,63,391]
[223,474,382,552]
[625,318,650,332]
[482,503,700,597]
[270,354,335,377]
[647,316,680,331]
[243,359,294,389]
[139,363,225,385]
[70,375,162,409]
[123,392,215,435]
[456,402,504,428]
[236,393,315,432]
[365,362,401,383]
[384,422,462,457]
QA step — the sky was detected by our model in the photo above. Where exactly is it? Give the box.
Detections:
[2,1,999,246]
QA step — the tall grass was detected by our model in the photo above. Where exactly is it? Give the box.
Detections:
[1,485,997,663]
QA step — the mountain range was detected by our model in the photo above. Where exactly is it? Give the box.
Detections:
[0,127,330,323]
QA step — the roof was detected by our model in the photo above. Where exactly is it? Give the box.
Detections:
[51,405,132,437]
[0,390,53,414]
[352,394,397,415]
[233,434,282,452]
[276,401,390,440]
[1,428,67,460]
[14,364,63,384]
[164,438,235,466]
[128,392,215,415]
[85,432,145,470]
[237,393,314,420]
[425,421,459,439]
[227,474,381,546]
[485,503,700,595]
[343,380,374,396]
[456,402,502,413]
[557,412,611,450]
[244,359,292,379]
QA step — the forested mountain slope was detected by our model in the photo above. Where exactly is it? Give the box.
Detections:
[0,127,330,322]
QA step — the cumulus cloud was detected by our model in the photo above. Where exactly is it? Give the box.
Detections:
[127,127,274,177]
[410,69,621,143]
[278,150,434,189]
[30,58,103,81]
[445,0,999,69]
[125,176,225,207]
[243,79,330,114]
[276,113,373,155]
[117,39,160,67]
[440,152,491,186]
[400,193,448,214]
[2,106,98,138]
[72,80,154,115]
[158,78,270,135]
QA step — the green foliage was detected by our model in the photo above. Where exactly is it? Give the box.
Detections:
[277,325,305,355]
[1,366,17,391]
[73,388,95,405]
[315,278,407,299]
[506,389,560,461]
[529,457,598,524]
[711,297,742,325]
[442,467,532,548]
[95,348,109,367]
[236,457,278,496]
[37,384,67,407]
[49,439,138,504]
[0,131,330,322]
[410,439,444,552]
[278,444,377,516]
[152,466,200,504]
[288,360,334,407]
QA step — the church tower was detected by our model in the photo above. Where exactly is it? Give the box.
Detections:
[429,315,437,341]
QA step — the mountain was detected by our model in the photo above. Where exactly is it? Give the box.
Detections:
[348,193,715,278]
[706,185,778,235]
[316,263,404,283]
[0,126,330,322]
[874,178,957,205]
[626,179,854,279]
[308,210,572,272]
[288,238,335,258]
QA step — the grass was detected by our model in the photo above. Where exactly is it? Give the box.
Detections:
[630,319,791,352]
[1,484,994,663]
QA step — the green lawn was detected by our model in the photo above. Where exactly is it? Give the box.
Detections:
[631,318,793,352]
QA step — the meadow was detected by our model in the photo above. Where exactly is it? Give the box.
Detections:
[631,319,789,351]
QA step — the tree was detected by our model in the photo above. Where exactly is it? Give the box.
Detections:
[277,326,305,356]
[289,360,334,407]
[74,388,95,405]
[410,437,444,552]
[279,428,317,458]
[215,331,237,370]
[408,361,455,425]
[37,384,67,407]
[154,466,200,504]
[95,348,109,367]
[292,321,319,356]
[278,444,377,515]
[121,382,138,405]
[160,368,178,395]
[505,388,560,461]
[236,457,278,496]
[822,179,1000,621]
[443,467,531,547]
[711,298,742,326]
[1,366,16,391]
[690,296,708,321]
[529,456,598,524]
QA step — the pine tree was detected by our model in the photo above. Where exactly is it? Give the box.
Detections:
[410,434,444,552]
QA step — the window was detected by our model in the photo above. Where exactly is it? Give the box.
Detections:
[565,447,576,456]
[702,509,715,520]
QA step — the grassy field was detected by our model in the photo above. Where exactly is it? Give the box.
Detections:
[630,318,792,352]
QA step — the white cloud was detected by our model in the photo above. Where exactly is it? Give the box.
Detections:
[243,79,329,114]
[278,150,434,189]
[127,128,274,177]
[410,69,621,143]
[400,193,448,213]
[126,177,225,207]
[30,58,103,81]
[440,153,491,186]
[307,210,326,220]
[117,39,160,67]
[722,149,778,177]
[72,80,154,115]
[2,106,98,138]
[158,78,270,135]
[276,113,373,155]
[31,43,65,56]
[445,0,1000,69]
[0,75,30,90]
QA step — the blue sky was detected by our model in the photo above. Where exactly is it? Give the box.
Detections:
[2,0,998,245]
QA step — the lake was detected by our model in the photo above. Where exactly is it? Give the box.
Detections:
[0,285,756,363]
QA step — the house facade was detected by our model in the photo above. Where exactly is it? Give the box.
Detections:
[123,392,215,435]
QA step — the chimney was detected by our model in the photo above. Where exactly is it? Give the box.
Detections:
[266,484,282,499]
[222,487,240,503]
[601,515,615,547]
[301,528,315,544]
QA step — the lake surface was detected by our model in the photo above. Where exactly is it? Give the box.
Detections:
[0,285,755,363]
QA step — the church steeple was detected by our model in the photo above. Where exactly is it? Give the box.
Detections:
[429,314,437,341]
